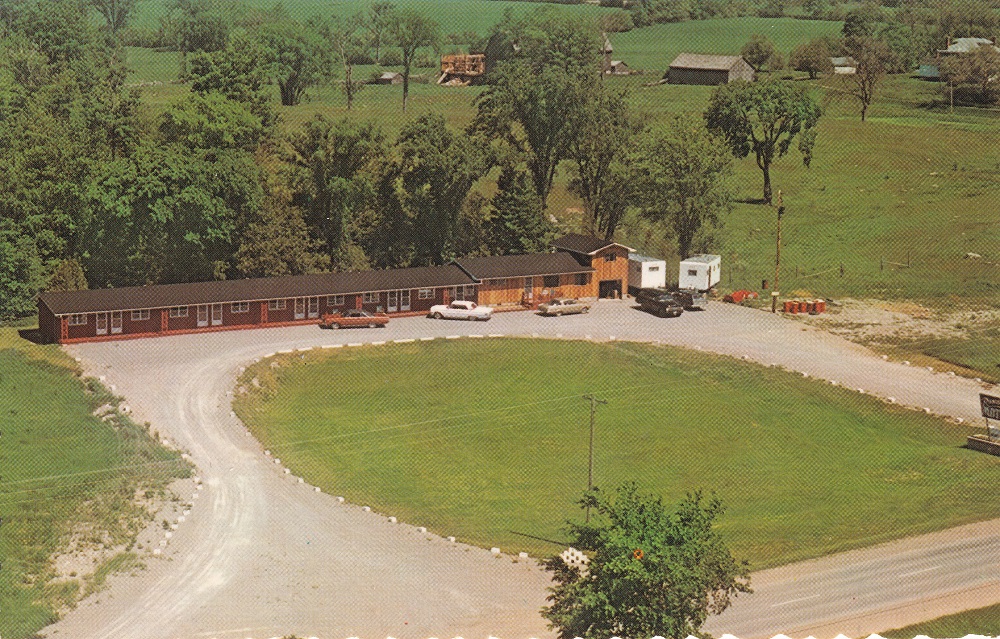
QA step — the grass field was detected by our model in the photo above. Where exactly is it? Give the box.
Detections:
[234,338,1000,569]
[0,329,189,639]
[883,602,1000,638]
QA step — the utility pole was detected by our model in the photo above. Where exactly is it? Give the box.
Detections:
[582,394,607,523]
[772,190,784,313]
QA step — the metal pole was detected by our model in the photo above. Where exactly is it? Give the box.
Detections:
[772,190,784,313]
[582,394,607,523]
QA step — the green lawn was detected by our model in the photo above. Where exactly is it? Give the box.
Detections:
[884,603,1000,638]
[234,338,1000,569]
[0,329,189,639]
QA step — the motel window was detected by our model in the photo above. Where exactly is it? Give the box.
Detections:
[606,253,616,262]
[68,314,88,326]
[169,306,188,318]
[688,269,698,277]
[649,266,660,272]
[363,292,379,304]
[231,302,249,313]
[418,288,433,300]
[268,300,286,311]
[327,295,345,306]
[131,310,150,321]
[543,275,559,288]
[575,273,589,286]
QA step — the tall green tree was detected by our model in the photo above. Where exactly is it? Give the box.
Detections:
[187,31,275,127]
[566,85,641,239]
[543,482,751,639]
[472,8,603,204]
[390,9,439,112]
[705,79,821,204]
[484,163,550,256]
[167,0,230,73]
[288,116,386,267]
[259,18,328,107]
[364,1,395,65]
[0,229,43,320]
[841,36,890,121]
[316,13,368,111]
[159,92,266,151]
[741,33,784,72]
[232,190,329,278]
[89,0,136,37]
[393,114,484,265]
[789,38,834,79]
[636,114,733,259]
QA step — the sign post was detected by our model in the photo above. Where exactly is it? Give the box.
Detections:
[980,393,1000,441]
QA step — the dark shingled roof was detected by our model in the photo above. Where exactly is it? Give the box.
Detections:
[455,252,594,281]
[38,265,475,316]
[550,233,634,256]
[669,53,747,71]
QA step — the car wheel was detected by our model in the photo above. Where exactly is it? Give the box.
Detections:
[369,322,377,328]
[555,310,562,317]
[582,307,589,313]
[659,307,668,318]
[334,323,341,329]
[433,312,443,319]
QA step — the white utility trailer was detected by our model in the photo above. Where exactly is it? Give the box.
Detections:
[628,254,667,295]
[678,254,721,291]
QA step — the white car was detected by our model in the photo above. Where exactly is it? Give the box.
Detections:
[428,300,493,321]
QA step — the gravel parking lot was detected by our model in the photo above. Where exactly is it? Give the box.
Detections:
[47,300,996,639]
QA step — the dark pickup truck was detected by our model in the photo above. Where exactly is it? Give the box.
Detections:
[635,289,684,318]
[672,289,708,311]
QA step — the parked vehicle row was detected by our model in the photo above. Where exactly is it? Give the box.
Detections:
[538,298,590,316]
[428,300,493,321]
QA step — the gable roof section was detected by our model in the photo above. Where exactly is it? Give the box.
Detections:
[669,53,746,71]
[551,233,635,256]
[454,252,593,281]
[38,265,476,316]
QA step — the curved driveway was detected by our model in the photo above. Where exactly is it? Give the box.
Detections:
[47,300,998,639]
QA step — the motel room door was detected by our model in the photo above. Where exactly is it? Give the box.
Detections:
[294,298,305,320]
[211,303,223,326]
[387,290,398,313]
[400,289,411,311]
[307,297,319,318]
[110,311,122,334]
[96,313,108,335]
[197,305,209,327]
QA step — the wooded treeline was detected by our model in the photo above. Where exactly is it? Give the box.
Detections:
[0,0,743,320]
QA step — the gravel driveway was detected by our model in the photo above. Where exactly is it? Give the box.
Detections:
[46,300,997,639]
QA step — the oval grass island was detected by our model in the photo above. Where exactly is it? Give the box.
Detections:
[233,337,1000,569]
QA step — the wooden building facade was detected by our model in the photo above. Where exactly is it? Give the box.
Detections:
[666,53,756,85]
[37,235,631,344]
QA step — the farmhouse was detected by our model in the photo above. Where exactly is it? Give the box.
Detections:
[667,53,756,85]
[830,56,857,74]
[36,235,631,344]
[919,37,1000,79]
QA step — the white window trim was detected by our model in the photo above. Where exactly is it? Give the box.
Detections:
[169,306,188,318]
[231,302,249,313]
[68,314,88,326]
[327,295,345,306]
[363,292,379,304]
[131,310,150,321]
[418,288,433,300]
[268,299,287,311]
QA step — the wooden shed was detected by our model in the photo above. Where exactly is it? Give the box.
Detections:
[551,233,634,299]
[454,253,595,308]
[375,72,403,85]
[667,53,756,85]
[605,60,630,76]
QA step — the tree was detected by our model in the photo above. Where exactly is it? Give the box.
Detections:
[941,45,1000,106]
[484,163,551,256]
[394,114,483,265]
[841,3,884,39]
[89,0,136,37]
[472,9,603,204]
[802,0,828,19]
[232,190,329,278]
[45,258,88,291]
[317,13,369,111]
[636,114,733,259]
[288,116,386,267]
[741,33,783,72]
[187,32,275,127]
[167,0,230,73]
[0,229,43,320]
[158,92,266,151]
[390,9,439,112]
[364,1,395,65]
[705,79,821,204]
[566,86,642,239]
[259,19,328,107]
[841,36,890,121]
[789,38,833,79]
[542,482,751,639]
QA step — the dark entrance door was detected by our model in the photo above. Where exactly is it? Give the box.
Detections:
[599,279,622,299]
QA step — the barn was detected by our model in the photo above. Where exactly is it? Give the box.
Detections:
[551,234,633,299]
[666,53,756,85]
[375,72,403,85]
[36,235,627,344]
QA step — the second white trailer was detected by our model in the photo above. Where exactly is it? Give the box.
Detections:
[678,254,721,291]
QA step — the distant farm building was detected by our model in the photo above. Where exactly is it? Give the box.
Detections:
[830,56,857,74]
[438,54,486,86]
[667,53,756,85]
[605,60,630,75]
[919,37,1000,79]
[375,71,403,85]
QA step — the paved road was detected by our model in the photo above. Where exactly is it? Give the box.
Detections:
[46,300,999,639]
